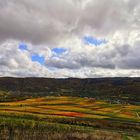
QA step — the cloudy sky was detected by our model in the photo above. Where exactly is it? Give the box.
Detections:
[0,0,140,78]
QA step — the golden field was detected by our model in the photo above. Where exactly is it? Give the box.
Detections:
[0,96,140,140]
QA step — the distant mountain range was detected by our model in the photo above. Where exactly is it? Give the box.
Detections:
[0,77,140,104]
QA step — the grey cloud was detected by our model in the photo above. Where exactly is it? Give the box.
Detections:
[73,0,140,35]
[0,0,80,45]
[115,42,140,69]
[45,40,140,70]
[0,0,140,45]
[46,51,115,69]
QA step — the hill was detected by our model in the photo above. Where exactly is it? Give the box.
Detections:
[0,77,140,104]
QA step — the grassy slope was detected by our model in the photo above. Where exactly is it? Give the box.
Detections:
[0,96,140,139]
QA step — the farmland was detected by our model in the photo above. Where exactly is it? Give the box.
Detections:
[0,96,140,140]
[0,77,140,139]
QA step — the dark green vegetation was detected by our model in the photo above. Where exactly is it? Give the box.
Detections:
[0,77,140,104]
[0,77,140,140]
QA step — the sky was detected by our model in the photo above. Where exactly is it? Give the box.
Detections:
[0,0,140,78]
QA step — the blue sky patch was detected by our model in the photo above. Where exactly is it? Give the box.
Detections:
[84,36,106,46]
[52,48,67,54]
[19,43,28,51]
[31,54,45,65]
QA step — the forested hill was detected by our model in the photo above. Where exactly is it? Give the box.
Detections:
[0,77,140,104]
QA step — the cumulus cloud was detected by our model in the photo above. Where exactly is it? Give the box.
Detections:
[0,0,140,77]
[45,30,140,70]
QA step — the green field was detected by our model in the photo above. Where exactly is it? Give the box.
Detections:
[0,96,140,140]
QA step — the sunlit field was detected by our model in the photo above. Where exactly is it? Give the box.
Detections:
[0,96,140,139]
[0,96,140,121]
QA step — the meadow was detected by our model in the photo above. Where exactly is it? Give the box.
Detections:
[0,96,140,140]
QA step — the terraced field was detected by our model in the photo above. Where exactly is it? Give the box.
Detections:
[0,96,140,140]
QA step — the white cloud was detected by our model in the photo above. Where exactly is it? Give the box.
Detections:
[0,0,140,77]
